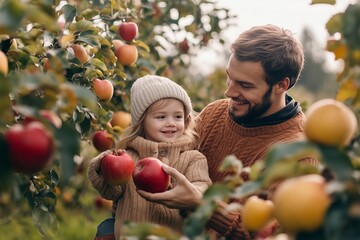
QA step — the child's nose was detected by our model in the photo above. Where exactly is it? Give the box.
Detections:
[166,118,175,126]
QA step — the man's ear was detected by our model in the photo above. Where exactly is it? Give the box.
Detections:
[275,77,290,93]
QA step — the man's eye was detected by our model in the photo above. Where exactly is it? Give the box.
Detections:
[241,84,252,89]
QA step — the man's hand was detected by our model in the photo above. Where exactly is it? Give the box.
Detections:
[136,164,203,210]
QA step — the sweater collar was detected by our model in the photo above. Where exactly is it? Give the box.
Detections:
[240,94,301,128]
[127,135,196,159]
[226,95,305,136]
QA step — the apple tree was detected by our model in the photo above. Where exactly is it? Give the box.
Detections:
[0,0,234,237]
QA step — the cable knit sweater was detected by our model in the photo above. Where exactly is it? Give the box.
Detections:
[195,99,317,239]
[88,135,211,239]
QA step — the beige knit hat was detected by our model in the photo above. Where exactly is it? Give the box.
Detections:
[130,75,192,125]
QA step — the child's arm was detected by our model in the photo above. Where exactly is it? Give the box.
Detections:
[87,150,125,201]
[183,151,212,193]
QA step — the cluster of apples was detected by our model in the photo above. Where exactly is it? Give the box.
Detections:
[91,22,139,104]
[100,150,170,193]
[92,110,132,152]
[4,110,61,174]
[114,21,139,66]
[241,174,331,235]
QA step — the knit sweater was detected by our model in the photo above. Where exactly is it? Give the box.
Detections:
[88,135,211,239]
[195,98,315,239]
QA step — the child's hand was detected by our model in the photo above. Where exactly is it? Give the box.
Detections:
[92,150,113,173]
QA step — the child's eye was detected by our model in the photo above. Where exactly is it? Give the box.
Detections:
[156,115,165,119]
[175,115,184,119]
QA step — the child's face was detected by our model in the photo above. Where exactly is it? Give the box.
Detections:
[144,99,186,142]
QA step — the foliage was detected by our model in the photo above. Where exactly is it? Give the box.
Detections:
[0,0,234,238]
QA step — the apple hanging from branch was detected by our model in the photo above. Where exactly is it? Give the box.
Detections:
[118,22,138,42]
[92,130,114,152]
[5,122,54,174]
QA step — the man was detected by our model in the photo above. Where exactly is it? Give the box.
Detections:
[137,24,317,239]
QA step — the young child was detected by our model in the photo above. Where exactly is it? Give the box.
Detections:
[88,75,212,239]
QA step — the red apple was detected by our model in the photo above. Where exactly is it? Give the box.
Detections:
[132,157,170,193]
[118,22,138,42]
[92,130,114,152]
[101,150,135,186]
[5,122,53,174]
[23,110,62,128]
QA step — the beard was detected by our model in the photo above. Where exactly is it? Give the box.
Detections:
[229,87,273,125]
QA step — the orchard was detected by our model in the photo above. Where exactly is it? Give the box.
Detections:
[0,0,360,239]
[0,0,233,239]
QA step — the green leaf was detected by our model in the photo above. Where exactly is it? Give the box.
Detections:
[71,19,95,32]
[318,145,354,181]
[262,141,320,169]
[258,141,321,187]
[232,180,262,198]
[326,13,343,36]
[27,5,60,32]
[77,34,101,47]
[0,74,13,125]
[54,122,80,184]
[89,58,108,72]
[133,39,150,52]
[342,4,360,49]
[323,196,350,240]
[61,4,76,23]
[99,46,117,64]
[183,200,217,237]
[32,207,57,239]
[310,0,336,5]
[0,0,26,34]
[218,154,243,174]
[70,83,97,111]
[155,65,167,75]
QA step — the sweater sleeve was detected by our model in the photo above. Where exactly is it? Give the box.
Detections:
[87,155,124,201]
[206,200,251,239]
[183,151,212,193]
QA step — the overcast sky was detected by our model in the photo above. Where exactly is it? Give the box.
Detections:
[194,0,355,74]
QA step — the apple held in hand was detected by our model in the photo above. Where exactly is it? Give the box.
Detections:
[132,157,170,193]
[101,150,135,186]
[118,22,138,42]
[5,122,54,174]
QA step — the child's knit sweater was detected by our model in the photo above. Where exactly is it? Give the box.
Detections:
[88,135,211,239]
